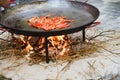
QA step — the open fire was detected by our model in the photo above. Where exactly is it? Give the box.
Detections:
[10,15,72,60]
[11,34,71,57]
[0,0,100,64]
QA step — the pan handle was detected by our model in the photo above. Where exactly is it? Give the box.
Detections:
[74,0,89,3]
[82,0,89,4]
[74,0,89,2]
[78,0,89,6]
[86,21,101,28]
[84,0,89,3]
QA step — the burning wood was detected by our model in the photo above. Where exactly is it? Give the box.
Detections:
[12,34,71,56]
[48,35,71,55]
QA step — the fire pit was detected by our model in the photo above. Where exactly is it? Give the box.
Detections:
[0,1,99,63]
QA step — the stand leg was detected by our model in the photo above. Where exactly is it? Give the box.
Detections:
[82,28,86,41]
[45,36,49,63]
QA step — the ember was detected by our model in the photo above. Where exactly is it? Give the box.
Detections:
[27,15,73,31]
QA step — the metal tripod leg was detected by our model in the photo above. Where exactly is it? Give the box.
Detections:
[82,28,86,41]
[45,36,49,63]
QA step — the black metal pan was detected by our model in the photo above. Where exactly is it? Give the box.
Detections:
[0,1,99,36]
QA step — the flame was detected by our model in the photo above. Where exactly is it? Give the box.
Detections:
[48,35,71,55]
[24,36,33,53]
[13,34,71,56]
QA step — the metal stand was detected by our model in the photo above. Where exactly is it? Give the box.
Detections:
[44,28,86,63]
[45,36,49,63]
[82,28,86,41]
